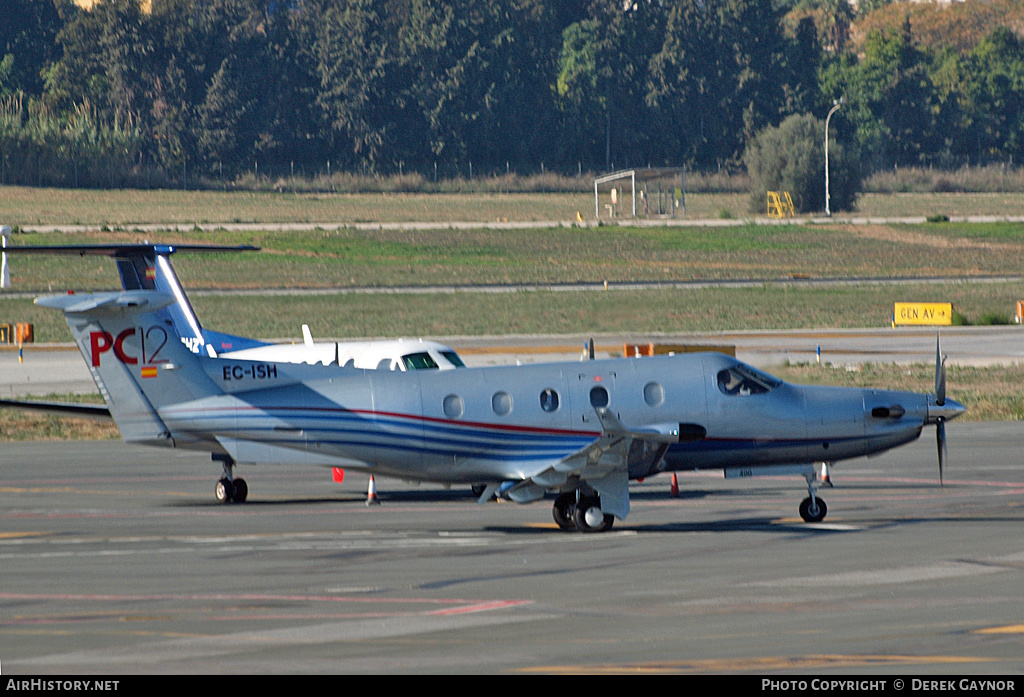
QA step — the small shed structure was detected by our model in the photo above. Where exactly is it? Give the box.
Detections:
[593,168,687,220]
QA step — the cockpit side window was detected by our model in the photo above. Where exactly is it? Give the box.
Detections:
[441,350,466,368]
[716,364,781,396]
[402,352,439,370]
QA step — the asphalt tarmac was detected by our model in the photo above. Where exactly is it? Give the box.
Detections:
[2,423,1023,675]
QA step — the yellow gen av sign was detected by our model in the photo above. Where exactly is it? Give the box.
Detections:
[893,302,953,326]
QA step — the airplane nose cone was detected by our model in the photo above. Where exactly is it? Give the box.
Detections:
[929,397,966,423]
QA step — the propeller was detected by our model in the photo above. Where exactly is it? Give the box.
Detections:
[934,334,948,486]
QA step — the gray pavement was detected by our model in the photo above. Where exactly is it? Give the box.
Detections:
[1,424,1022,674]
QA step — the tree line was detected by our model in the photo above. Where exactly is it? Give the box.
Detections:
[2,0,1024,202]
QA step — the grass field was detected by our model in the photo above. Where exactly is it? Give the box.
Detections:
[2,185,1024,226]
[1,186,1022,435]
[4,187,1024,338]
[3,277,1023,344]
[6,219,1024,289]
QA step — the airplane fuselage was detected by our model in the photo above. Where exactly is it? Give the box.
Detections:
[157,352,929,486]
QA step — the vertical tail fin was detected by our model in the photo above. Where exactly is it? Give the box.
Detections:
[115,245,268,356]
[37,291,221,445]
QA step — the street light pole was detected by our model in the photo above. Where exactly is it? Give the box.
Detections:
[825,98,844,217]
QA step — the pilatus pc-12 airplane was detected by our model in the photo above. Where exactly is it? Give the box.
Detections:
[27,284,964,532]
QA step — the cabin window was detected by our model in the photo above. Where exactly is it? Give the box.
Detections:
[589,385,609,408]
[643,381,664,407]
[402,352,439,371]
[443,394,464,419]
[492,391,513,416]
[540,388,560,413]
[441,351,466,368]
[716,365,781,396]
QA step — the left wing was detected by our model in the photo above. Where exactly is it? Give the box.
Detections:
[502,408,702,520]
[0,399,112,421]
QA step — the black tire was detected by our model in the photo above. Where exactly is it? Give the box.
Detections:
[572,497,614,533]
[799,496,827,522]
[215,478,234,504]
[552,492,576,530]
[232,478,248,503]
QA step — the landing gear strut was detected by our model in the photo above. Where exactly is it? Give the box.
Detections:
[213,454,247,504]
[799,471,826,522]
[552,490,615,532]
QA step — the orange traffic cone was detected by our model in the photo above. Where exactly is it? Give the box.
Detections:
[366,476,381,505]
[670,472,679,498]
[821,463,834,488]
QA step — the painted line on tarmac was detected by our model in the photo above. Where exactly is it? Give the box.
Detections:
[973,623,1024,635]
[518,653,996,674]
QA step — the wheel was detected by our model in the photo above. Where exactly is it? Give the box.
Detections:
[231,477,248,503]
[552,492,577,530]
[799,496,827,522]
[572,496,614,533]
[215,477,234,504]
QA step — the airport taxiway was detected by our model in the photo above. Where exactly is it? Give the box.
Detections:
[2,424,1023,674]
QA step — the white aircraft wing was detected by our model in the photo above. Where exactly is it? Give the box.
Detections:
[503,407,689,520]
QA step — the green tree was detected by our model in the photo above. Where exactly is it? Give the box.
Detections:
[648,0,791,170]
[0,0,70,97]
[556,2,667,170]
[46,0,154,124]
[831,22,947,168]
[963,27,1024,164]
[744,111,861,213]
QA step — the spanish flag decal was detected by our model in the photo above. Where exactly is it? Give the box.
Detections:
[141,366,158,378]
[145,267,156,280]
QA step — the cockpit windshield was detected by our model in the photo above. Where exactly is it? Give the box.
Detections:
[716,364,782,396]
[402,352,439,370]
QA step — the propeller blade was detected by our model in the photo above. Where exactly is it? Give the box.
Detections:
[935,335,946,406]
[936,418,946,487]
[588,338,595,360]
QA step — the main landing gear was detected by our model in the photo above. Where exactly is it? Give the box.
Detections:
[213,454,247,504]
[799,468,827,522]
[552,490,615,533]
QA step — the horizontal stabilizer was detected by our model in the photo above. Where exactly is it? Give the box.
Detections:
[36,291,176,315]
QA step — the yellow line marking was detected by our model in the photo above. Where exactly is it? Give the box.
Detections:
[0,532,51,540]
[518,654,995,674]
[974,624,1024,635]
